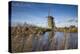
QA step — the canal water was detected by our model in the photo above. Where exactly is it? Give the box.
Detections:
[32,32,78,51]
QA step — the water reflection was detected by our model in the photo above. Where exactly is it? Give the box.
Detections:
[32,32,78,51]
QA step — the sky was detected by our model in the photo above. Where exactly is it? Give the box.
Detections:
[11,1,78,28]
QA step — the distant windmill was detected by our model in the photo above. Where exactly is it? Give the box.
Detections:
[47,7,55,29]
[39,7,55,29]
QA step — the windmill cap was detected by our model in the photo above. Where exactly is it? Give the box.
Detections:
[48,16,54,19]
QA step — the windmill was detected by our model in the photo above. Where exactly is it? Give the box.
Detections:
[47,8,55,29]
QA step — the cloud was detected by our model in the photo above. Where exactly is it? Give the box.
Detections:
[66,17,78,23]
